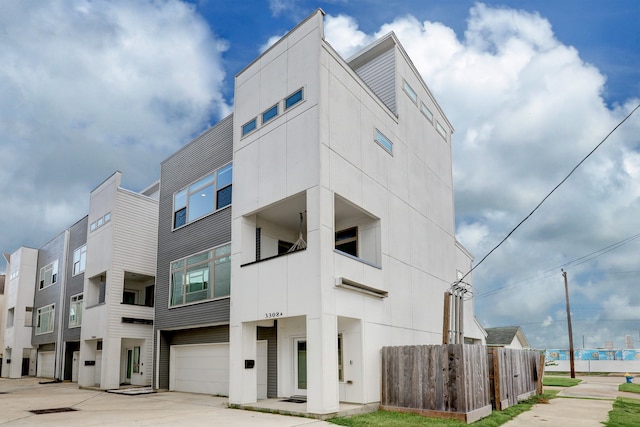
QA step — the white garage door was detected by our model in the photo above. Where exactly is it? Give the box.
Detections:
[170,343,230,395]
[37,351,55,378]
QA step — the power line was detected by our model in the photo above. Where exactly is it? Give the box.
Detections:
[458,103,640,284]
[476,232,640,298]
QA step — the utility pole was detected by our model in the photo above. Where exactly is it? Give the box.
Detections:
[562,269,576,378]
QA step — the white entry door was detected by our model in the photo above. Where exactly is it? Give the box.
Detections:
[72,351,80,382]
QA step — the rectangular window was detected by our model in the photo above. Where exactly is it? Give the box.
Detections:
[335,227,358,257]
[170,243,231,306]
[133,346,141,374]
[241,118,257,136]
[285,88,303,110]
[69,294,83,328]
[436,120,447,139]
[73,245,87,276]
[39,260,58,290]
[374,129,393,154]
[25,307,33,327]
[173,163,233,228]
[420,102,433,122]
[262,104,279,124]
[35,304,55,335]
[7,308,14,327]
[403,80,417,104]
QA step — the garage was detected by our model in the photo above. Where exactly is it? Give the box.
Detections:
[169,341,267,397]
[169,343,230,395]
[37,351,55,378]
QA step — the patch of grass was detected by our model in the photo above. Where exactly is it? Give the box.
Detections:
[604,397,640,427]
[543,376,582,387]
[619,382,640,394]
[327,391,559,426]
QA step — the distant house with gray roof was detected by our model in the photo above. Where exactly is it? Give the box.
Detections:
[485,326,530,349]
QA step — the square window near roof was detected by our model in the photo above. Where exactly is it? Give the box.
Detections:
[262,104,279,124]
[374,129,393,154]
[403,80,417,104]
[285,88,303,110]
[242,118,257,136]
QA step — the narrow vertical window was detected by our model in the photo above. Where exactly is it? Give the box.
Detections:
[73,245,87,275]
[403,80,417,104]
[420,102,433,122]
[436,121,447,140]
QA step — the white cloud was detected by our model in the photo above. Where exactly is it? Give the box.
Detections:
[324,3,640,349]
[0,0,230,262]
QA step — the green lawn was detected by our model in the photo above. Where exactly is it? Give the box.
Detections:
[327,392,558,426]
[619,382,640,394]
[542,376,582,387]
[604,398,640,427]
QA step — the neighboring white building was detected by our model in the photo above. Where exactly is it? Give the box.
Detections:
[78,172,158,389]
[1,248,38,378]
[229,10,467,415]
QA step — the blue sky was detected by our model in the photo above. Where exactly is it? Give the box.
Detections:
[1,0,639,350]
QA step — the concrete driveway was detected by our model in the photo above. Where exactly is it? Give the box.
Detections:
[0,378,333,426]
[504,375,639,426]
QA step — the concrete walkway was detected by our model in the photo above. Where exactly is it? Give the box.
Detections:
[504,375,639,426]
[0,378,334,426]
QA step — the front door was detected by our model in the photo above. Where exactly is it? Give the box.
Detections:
[293,338,307,396]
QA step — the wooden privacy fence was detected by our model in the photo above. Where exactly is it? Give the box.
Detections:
[381,344,492,424]
[488,347,543,410]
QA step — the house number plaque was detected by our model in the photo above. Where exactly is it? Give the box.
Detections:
[265,312,284,319]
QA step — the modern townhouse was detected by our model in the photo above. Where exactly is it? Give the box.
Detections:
[78,172,159,389]
[31,230,69,379]
[1,247,38,378]
[153,114,234,395]
[230,9,467,414]
[61,216,88,382]
[151,8,481,417]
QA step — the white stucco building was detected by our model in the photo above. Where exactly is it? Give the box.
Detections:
[228,10,470,415]
[1,248,38,378]
[78,172,158,389]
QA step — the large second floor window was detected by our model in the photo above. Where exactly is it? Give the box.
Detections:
[173,163,232,229]
[170,244,231,307]
[73,245,87,275]
[39,260,58,290]
[69,293,83,328]
[36,304,55,335]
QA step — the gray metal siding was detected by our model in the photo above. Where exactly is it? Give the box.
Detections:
[257,323,278,398]
[63,216,88,342]
[32,231,67,346]
[353,47,397,114]
[155,114,234,332]
[157,325,229,390]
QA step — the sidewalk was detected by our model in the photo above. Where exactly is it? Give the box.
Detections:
[503,376,639,426]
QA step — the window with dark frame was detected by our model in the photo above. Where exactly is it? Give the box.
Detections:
[173,163,232,229]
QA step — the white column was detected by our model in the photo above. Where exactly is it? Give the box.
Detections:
[101,337,121,389]
[229,322,257,404]
[307,313,339,414]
